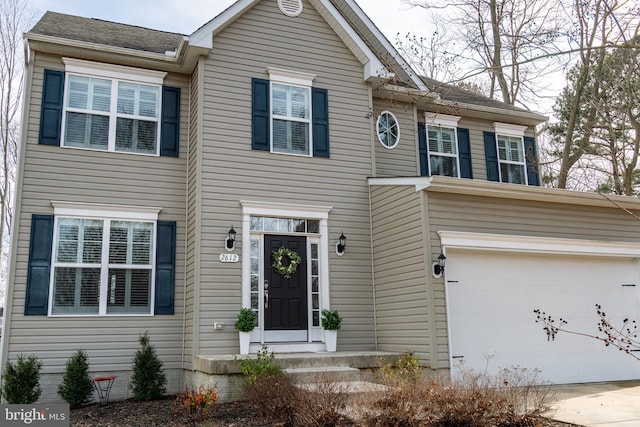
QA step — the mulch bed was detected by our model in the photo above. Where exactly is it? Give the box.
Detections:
[70,396,583,426]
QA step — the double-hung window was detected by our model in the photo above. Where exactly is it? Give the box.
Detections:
[494,123,527,185]
[272,82,311,155]
[46,203,165,316]
[426,114,462,177]
[61,58,166,155]
[251,67,330,158]
[497,135,526,184]
[269,68,315,156]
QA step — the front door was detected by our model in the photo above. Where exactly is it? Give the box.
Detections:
[264,235,308,341]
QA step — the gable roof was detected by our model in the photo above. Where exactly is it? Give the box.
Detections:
[30,11,185,55]
[26,2,546,123]
[189,0,427,90]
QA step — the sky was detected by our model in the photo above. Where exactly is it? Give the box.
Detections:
[28,0,431,41]
[25,0,559,115]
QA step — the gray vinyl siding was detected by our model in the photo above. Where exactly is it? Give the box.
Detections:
[194,0,375,353]
[372,108,538,181]
[373,99,417,177]
[369,182,640,370]
[6,52,188,382]
[426,190,640,368]
[370,185,431,360]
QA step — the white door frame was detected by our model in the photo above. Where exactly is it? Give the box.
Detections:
[240,201,332,352]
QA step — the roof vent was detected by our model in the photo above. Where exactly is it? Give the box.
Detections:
[278,0,303,17]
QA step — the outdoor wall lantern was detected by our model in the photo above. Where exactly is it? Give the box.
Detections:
[432,252,446,278]
[225,226,236,251]
[336,232,347,256]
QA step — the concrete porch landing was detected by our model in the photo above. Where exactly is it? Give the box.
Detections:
[191,350,405,401]
[194,350,406,375]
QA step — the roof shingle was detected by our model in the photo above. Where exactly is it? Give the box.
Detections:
[29,11,185,55]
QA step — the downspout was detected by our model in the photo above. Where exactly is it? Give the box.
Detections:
[367,84,378,349]
[181,72,191,371]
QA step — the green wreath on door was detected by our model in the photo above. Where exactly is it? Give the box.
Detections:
[272,246,302,279]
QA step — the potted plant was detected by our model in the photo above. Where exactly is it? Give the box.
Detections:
[321,309,342,352]
[235,308,256,355]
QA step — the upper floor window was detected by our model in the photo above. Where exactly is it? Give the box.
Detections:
[497,134,526,184]
[426,114,461,177]
[272,82,311,155]
[60,58,167,156]
[494,123,527,185]
[251,68,330,158]
[268,68,315,156]
[377,111,399,149]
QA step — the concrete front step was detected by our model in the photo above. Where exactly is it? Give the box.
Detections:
[284,365,361,383]
[297,381,390,393]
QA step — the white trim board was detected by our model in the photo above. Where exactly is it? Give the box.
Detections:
[438,230,640,258]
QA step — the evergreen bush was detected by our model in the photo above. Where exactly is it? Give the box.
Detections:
[129,331,167,401]
[2,354,43,404]
[58,349,93,408]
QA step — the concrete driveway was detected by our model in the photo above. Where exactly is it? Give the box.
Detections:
[549,381,640,427]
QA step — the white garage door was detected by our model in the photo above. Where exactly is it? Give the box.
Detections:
[446,250,640,384]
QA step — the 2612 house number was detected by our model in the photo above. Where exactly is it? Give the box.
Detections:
[219,253,239,263]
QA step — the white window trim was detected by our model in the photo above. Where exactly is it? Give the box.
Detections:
[48,203,161,317]
[266,67,316,157]
[61,58,165,156]
[267,67,316,86]
[425,117,461,178]
[495,133,527,185]
[376,111,400,149]
[63,58,167,85]
[52,201,161,221]
[425,113,461,128]
[240,201,332,347]
[493,122,526,137]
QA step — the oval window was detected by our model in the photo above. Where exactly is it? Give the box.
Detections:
[377,111,400,149]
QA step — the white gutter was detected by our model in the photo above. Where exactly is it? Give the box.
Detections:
[368,176,640,211]
[24,33,190,64]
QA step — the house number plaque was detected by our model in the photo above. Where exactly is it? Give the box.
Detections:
[219,253,239,263]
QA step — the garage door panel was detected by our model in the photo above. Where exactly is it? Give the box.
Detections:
[447,250,640,384]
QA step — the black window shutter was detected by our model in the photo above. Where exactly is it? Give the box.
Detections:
[483,131,499,182]
[524,136,540,186]
[25,214,54,315]
[457,128,473,179]
[160,86,180,157]
[155,221,176,315]
[312,87,329,158]
[418,122,428,176]
[252,78,270,151]
[39,70,65,146]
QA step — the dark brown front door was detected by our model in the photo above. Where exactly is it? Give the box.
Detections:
[264,235,308,331]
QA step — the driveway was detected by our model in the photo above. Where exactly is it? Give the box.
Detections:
[549,381,640,427]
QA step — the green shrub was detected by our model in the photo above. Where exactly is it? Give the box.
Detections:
[2,354,43,404]
[321,309,342,330]
[58,349,93,408]
[234,308,257,332]
[129,332,166,401]
[235,345,282,385]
